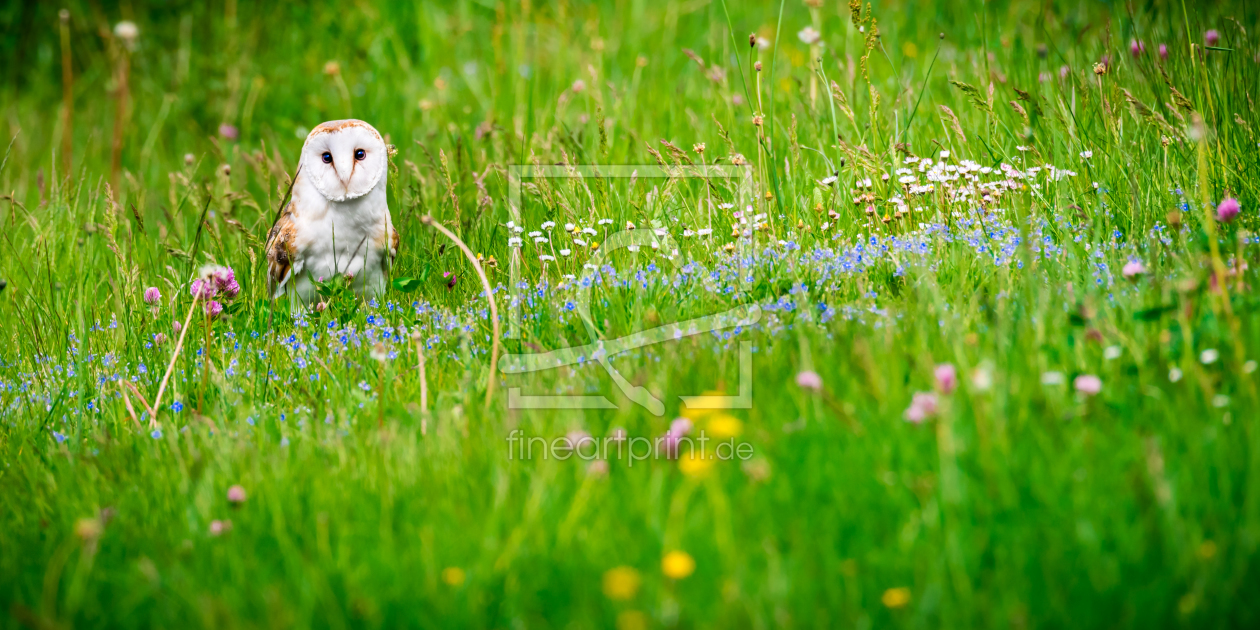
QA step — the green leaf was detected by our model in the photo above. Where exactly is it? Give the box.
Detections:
[1133,305,1175,321]
[393,277,423,293]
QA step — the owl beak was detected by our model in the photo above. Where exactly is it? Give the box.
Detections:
[335,164,353,192]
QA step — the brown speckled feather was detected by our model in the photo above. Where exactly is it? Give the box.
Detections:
[266,205,299,289]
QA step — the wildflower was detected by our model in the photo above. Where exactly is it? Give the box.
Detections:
[1104,345,1122,360]
[679,450,715,477]
[882,587,911,609]
[1158,43,1169,60]
[184,153,195,166]
[1169,367,1183,382]
[603,566,641,600]
[370,342,388,362]
[227,485,247,504]
[442,567,466,586]
[670,417,693,437]
[1092,62,1107,75]
[1205,30,1220,47]
[209,519,232,536]
[113,21,138,48]
[1122,261,1146,278]
[903,392,938,423]
[446,273,459,289]
[205,266,240,299]
[150,428,163,439]
[1073,374,1102,396]
[749,33,757,48]
[795,370,823,391]
[75,517,104,542]
[693,143,706,154]
[571,79,586,93]
[752,115,764,127]
[204,301,223,318]
[54,431,67,443]
[564,430,595,455]
[1200,349,1219,364]
[661,551,695,579]
[323,60,340,76]
[143,287,161,304]
[1079,150,1093,159]
[934,364,957,394]
[219,124,239,141]
[972,364,994,390]
[1216,198,1240,223]
[1130,39,1145,57]
[587,460,609,477]
[797,26,821,45]
[706,414,743,439]
[190,278,217,300]
[1059,65,1070,80]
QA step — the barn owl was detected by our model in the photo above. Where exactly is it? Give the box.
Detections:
[266,119,398,302]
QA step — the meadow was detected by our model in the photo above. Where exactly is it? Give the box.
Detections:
[2,0,1260,627]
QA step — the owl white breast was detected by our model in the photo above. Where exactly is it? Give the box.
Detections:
[266,119,398,302]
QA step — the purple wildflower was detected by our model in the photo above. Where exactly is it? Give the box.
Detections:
[934,364,957,394]
[1217,198,1240,223]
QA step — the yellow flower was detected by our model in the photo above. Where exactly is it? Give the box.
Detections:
[682,391,726,419]
[661,550,695,579]
[441,567,466,586]
[678,451,715,477]
[616,610,650,630]
[705,413,743,439]
[881,587,911,609]
[602,566,641,601]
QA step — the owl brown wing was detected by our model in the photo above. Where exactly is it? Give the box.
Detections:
[265,207,299,292]
[389,223,400,265]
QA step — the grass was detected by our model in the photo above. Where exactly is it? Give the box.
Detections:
[2,0,1260,627]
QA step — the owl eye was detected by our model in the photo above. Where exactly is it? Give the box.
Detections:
[321,152,333,164]
[354,149,366,161]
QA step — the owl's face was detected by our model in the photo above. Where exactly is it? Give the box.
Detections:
[300,120,387,202]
